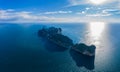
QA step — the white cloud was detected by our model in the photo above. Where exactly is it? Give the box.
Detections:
[86,13,111,17]
[102,8,120,15]
[39,17,120,23]
[44,12,58,14]
[68,0,120,9]
[0,9,16,20]
[68,0,88,6]
[76,11,86,14]
[0,9,120,23]
[0,9,41,22]
[44,11,72,14]
[76,7,120,17]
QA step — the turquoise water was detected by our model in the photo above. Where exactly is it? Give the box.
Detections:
[0,23,120,72]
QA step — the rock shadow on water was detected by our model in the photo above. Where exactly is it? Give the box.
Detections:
[44,40,68,52]
[69,48,95,70]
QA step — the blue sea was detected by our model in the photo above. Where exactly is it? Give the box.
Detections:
[0,22,120,72]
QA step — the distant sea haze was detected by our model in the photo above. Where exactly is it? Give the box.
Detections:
[0,23,120,72]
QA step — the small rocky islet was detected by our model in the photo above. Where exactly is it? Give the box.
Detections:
[38,27,96,56]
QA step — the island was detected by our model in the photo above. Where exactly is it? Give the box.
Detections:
[38,27,74,49]
[38,27,96,56]
[71,43,96,56]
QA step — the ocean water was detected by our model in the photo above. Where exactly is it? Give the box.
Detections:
[0,23,120,72]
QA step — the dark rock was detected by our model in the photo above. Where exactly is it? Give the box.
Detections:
[38,27,96,56]
[72,43,96,56]
[38,27,73,50]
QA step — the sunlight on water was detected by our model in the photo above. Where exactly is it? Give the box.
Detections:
[84,22,113,57]
[84,22,106,46]
[90,22,105,38]
[89,22,105,45]
[89,22,106,46]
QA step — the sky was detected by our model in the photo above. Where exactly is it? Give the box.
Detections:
[0,0,120,23]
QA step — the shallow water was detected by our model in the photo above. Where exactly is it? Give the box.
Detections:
[0,23,120,72]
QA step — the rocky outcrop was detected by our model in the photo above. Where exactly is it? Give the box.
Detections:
[38,27,73,49]
[72,43,96,56]
[38,27,96,56]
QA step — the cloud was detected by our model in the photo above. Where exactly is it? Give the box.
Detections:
[0,9,53,22]
[43,11,72,14]
[86,13,111,17]
[39,17,120,23]
[68,0,88,6]
[0,9,16,20]
[102,9,120,15]
[76,7,120,17]
[0,9,120,23]
[68,0,120,8]
[0,9,73,23]
[69,0,118,5]
[76,11,86,14]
